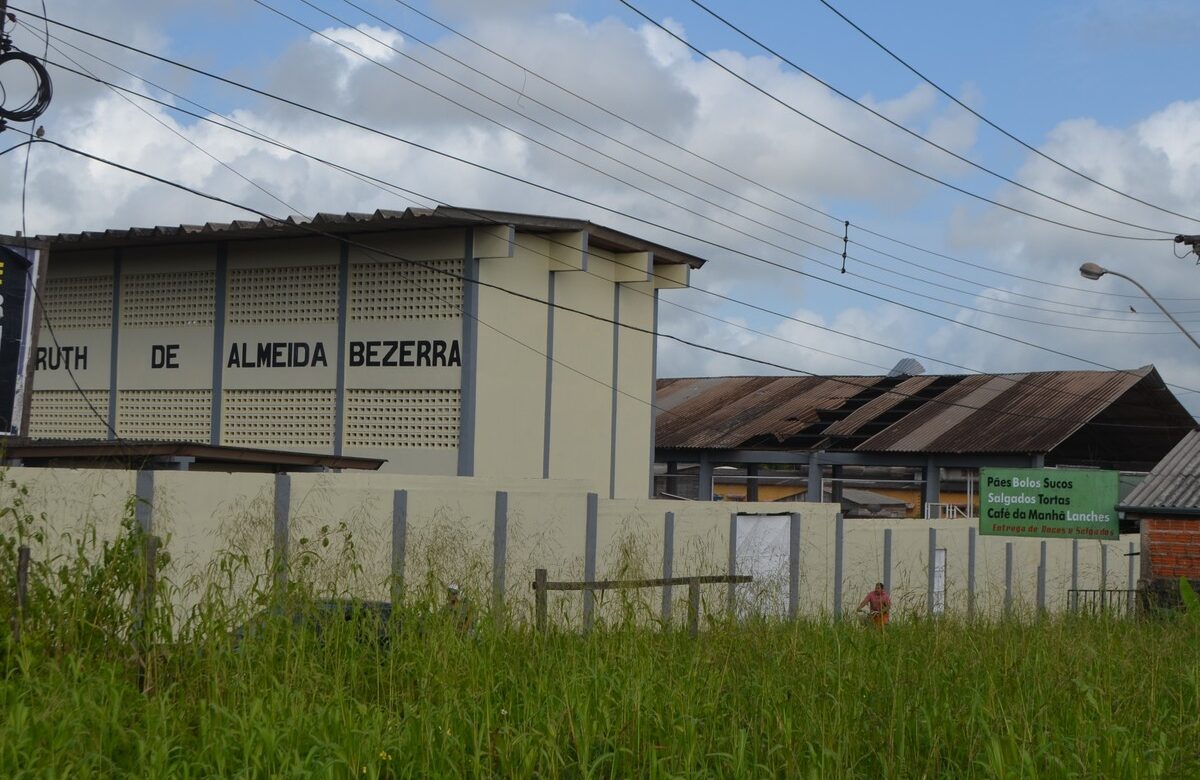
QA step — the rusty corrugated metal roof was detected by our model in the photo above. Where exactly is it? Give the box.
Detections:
[656,366,1189,455]
[655,375,880,448]
[1120,430,1200,514]
[858,368,1149,453]
[40,205,707,268]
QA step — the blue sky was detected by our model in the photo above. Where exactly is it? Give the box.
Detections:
[4,0,1200,414]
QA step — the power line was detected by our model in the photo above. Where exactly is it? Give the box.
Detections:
[248,2,1183,334]
[22,5,1195,327]
[293,1,1196,326]
[815,0,1200,227]
[680,0,1182,237]
[380,0,1199,302]
[18,20,1200,396]
[614,0,1171,242]
[14,20,1196,412]
[28,135,1196,429]
[40,55,1196,416]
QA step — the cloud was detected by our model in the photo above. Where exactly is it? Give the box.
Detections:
[4,1,1198,417]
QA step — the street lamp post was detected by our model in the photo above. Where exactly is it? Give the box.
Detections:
[1079,262,1200,351]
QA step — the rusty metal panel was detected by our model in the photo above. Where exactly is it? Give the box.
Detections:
[821,375,938,438]
[654,375,878,449]
[857,369,1149,453]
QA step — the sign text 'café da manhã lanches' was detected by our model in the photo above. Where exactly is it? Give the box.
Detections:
[979,468,1119,540]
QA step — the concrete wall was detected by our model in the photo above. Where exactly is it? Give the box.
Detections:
[2,467,1144,626]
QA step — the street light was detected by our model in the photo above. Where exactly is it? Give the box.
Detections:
[1079,262,1200,351]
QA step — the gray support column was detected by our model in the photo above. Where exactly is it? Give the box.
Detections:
[883,528,893,594]
[1037,541,1048,614]
[746,464,759,502]
[967,527,977,618]
[926,528,938,615]
[107,250,121,438]
[333,240,350,456]
[647,289,659,497]
[134,470,154,533]
[661,511,675,621]
[541,272,556,479]
[831,464,844,505]
[922,456,941,517]
[492,491,508,612]
[1031,454,1046,468]
[273,473,291,591]
[1004,542,1014,616]
[727,513,738,615]
[608,285,621,499]
[806,452,823,503]
[665,461,679,497]
[457,230,478,477]
[833,513,845,617]
[1071,538,1079,591]
[582,492,598,631]
[788,513,801,620]
[390,490,407,605]
[1127,541,1136,589]
[210,243,228,445]
[697,452,713,501]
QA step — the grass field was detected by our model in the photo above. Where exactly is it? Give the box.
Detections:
[2,514,1199,777]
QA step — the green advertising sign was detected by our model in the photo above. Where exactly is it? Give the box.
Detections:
[979,468,1119,539]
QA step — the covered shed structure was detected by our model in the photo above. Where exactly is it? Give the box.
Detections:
[1119,429,1200,602]
[655,366,1195,511]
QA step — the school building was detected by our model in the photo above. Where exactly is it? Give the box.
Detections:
[24,206,705,499]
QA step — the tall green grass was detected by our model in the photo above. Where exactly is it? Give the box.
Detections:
[2,495,1198,777]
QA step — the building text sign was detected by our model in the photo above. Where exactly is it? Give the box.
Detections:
[979,468,1119,539]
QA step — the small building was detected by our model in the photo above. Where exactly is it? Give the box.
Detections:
[655,367,1196,512]
[1119,428,1200,604]
[25,207,706,498]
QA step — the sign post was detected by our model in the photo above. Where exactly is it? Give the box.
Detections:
[979,468,1119,540]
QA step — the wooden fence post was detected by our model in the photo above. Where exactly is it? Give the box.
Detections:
[534,568,547,634]
[687,577,700,639]
[12,545,30,643]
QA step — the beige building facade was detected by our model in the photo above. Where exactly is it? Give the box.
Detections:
[28,207,704,498]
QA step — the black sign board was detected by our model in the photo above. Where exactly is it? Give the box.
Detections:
[0,245,32,432]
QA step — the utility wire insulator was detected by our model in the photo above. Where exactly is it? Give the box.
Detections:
[840,220,849,274]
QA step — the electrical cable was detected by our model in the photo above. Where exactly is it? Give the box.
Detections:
[815,0,1200,226]
[17,25,1200,395]
[379,0,1198,301]
[26,135,1200,428]
[22,4,1194,323]
[256,2,1185,333]
[0,49,52,121]
[680,0,1182,237]
[38,54,1195,415]
[307,0,1197,323]
[46,7,1183,338]
[614,0,1171,242]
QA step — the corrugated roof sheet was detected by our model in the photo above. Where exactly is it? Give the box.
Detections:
[40,205,707,268]
[655,375,880,448]
[1120,430,1200,513]
[859,369,1148,453]
[656,366,1186,455]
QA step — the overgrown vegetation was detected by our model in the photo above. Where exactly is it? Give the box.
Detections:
[1,486,1198,778]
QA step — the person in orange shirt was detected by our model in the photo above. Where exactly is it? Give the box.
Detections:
[856,582,891,627]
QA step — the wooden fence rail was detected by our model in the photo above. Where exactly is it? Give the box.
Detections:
[531,568,751,637]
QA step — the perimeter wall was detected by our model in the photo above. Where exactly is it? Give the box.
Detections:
[1,468,1140,625]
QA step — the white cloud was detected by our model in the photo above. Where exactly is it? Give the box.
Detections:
[4,1,1198,416]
